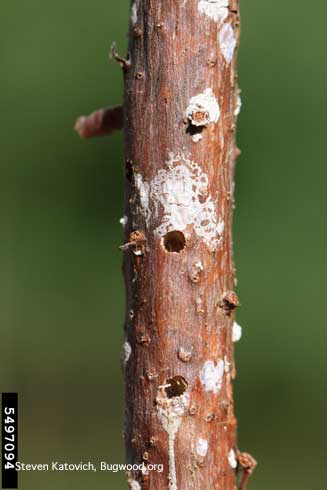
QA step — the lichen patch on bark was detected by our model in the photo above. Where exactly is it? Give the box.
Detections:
[234,93,242,116]
[128,478,141,490]
[135,153,224,248]
[196,438,209,457]
[120,215,128,228]
[157,390,190,490]
[122,341,132,367]
[228,448,238,469]
[198,0,229,23]
[219,23,236,64]
[200,359,225,394]
[131,0,139,26]
[232,321,242,342]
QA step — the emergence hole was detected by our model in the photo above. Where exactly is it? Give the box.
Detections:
[186,124,204,137]
[164,230,186,253]
[165,376,188,399]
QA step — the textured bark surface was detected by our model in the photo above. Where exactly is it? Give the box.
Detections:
[123,1,241,489]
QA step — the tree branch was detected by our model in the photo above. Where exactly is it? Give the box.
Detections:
[123,0,246,488]
[74,106,123,139]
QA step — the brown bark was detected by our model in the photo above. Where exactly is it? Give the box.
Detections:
[122,1,245,489]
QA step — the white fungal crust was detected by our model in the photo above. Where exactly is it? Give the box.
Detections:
[198,0,229,23]
[185,89,220,127]
[232,321,242,342]
[219,23,236,64]
[200,360,225,394]
[157,392,190,490]
[122,341,132,366]
[135,153,224,249]
[196,438,209,457]
[228,448,238,469]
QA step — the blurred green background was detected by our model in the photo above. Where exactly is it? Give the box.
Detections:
[0,1,326,489]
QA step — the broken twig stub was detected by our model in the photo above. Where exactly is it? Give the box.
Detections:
[74,106,123,138]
